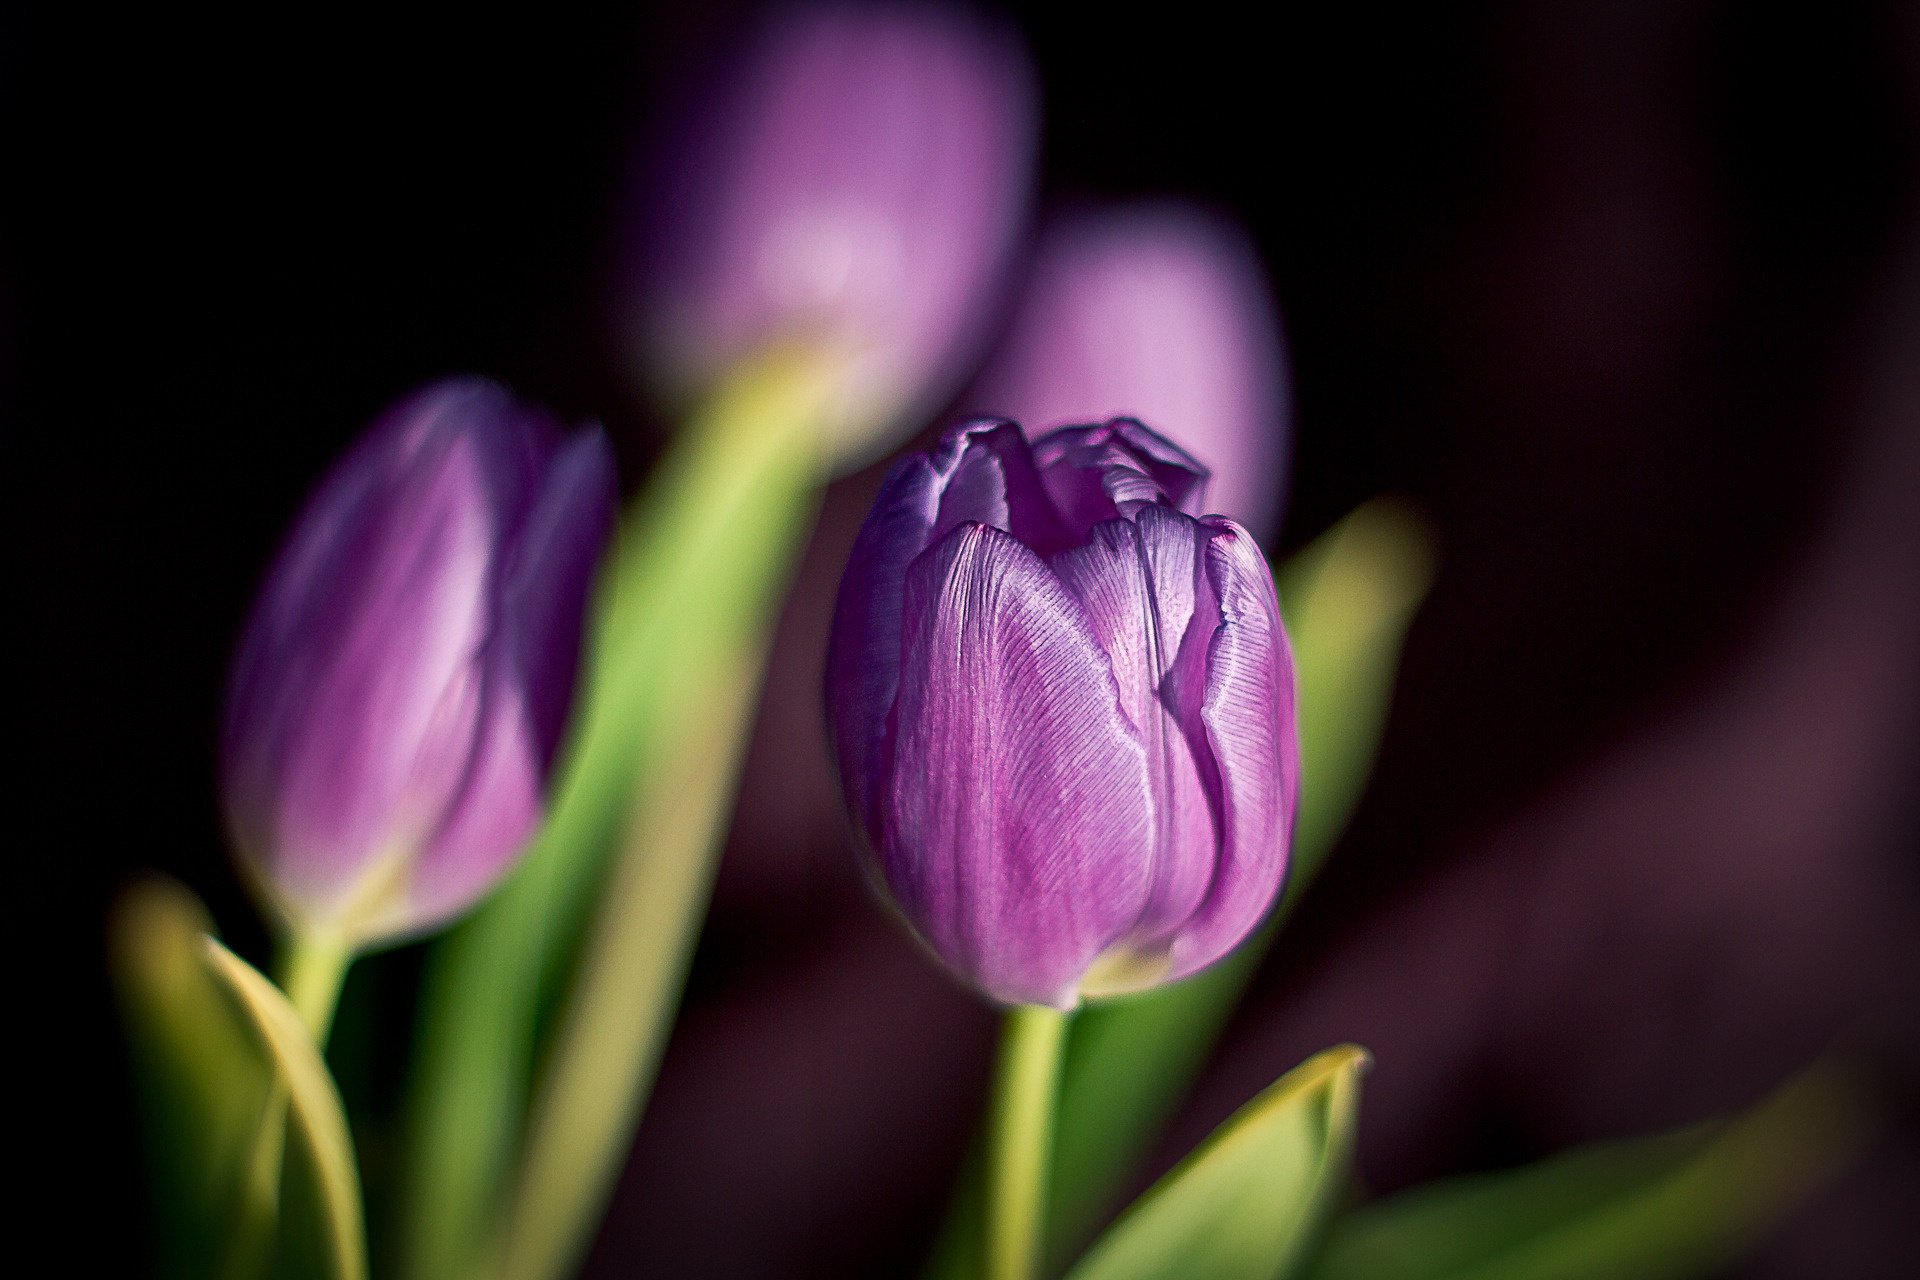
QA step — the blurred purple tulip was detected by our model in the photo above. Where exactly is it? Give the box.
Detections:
[222,380,616,947]
[970,203,1290,536]
[826,417,1300,1007]
[626,2,1037,464]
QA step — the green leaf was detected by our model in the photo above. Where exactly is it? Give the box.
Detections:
[1063,1045,1369,1280]
[200,935,368,1280]
[1307,1061,1869,1280]
[111,877,272,1278]
[924,500,1436,1280]
[491,649,768,1280]
[399,349,837,1280]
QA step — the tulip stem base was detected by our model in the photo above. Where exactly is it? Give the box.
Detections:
[278,932,352,1047]
[986,1003,1071,1280]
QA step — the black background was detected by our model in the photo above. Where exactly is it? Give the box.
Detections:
[8,2,1918,1276]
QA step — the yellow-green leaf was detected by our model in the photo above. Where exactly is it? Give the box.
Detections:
[1064,1045,1369,1280]
[1308,1061,1868,1280]
[200,936,368,1280]
[111,877,271,1278]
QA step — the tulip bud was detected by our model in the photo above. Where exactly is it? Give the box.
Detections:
[222,380,616,948]
[624,2,1037,466]
[826,418,1300,1007]
[970,203,1290,536]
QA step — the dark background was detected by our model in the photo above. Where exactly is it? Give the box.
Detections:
[8,2,1918,1276]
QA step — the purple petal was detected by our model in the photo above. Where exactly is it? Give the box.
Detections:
[1049,505,1218,952]
[1164,517,1300,980]
[881,522,1151,1007]
[498,427,618,768]
[225,395,509,922]
[631,4,1037,460]
[970,203,1289,535]
[1030,418,1210,541]
[826,419,1064,830]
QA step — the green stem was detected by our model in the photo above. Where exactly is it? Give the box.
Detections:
[986,1004,1071,1280]
[277,931,352,1048]
[221,933,354,1279]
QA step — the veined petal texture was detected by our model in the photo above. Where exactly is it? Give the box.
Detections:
[885,522,1151,1008]
[827,417,1298,1004]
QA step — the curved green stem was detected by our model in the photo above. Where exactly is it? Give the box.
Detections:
[986,1004,1071,1280]
[221,933,354,1279]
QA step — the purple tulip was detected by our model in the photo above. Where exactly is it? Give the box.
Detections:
[969,203,1290,536]
[826,418,1300,1007]
[624,2,1037,463]
[222,380,616,947]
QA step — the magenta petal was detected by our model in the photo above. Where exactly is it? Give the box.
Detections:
[882,522,1151,1007]
[1165,517,1300,980]
[1049,505,1218,945]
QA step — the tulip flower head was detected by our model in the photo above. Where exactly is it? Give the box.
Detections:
[971,203,1289,536]
[627,2,1037,466]
[827,418,1300,1007]
[222,380,616,948]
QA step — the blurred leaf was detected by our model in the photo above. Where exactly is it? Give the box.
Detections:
[200,935,368,1280]
[925,500,1435,1280]
[400,350,836,1280]
[492,651,767,1280]
[1307,1061,1869,1280]
[110,877,272,1278]
[1063,1045,1369,1280]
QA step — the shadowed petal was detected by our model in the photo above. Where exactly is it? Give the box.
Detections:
[883,522,1151,1006]
[1165,517,1300,980]
[499,427,618,767]
[1031,418,1210,540]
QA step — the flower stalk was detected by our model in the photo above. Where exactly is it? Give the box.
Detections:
[986,1004,1071,1280]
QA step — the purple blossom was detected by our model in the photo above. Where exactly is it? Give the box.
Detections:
[222,380,615,946]
[826,418,1300,1007]
[624,2,1037,463]
[970,203,1290,536]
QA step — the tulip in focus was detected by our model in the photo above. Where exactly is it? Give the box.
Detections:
[970,203,1289,536]
[626,2,1037,465]
[222,379,616,949]
[826,418,1300,1007]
